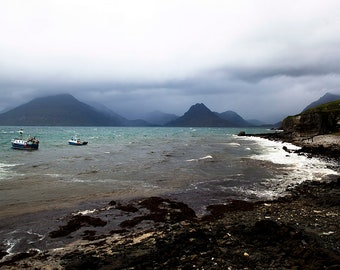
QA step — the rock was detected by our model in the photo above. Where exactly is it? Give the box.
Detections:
[1,181,339,269]
[283,146,291,153]
[49,214,107,238]
[115,203,138,213]
[120,197,197,228]
[282,100,340,136]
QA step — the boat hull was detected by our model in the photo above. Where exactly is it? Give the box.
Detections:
[11,140,39,150]
[68,141,88,146]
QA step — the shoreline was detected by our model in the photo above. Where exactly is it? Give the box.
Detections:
[1,178,339,269]
[247,132,340,159]
[1,133,339,269]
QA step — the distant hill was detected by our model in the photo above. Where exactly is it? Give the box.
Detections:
[88,101,127,122]
[123,118,155,127]
[0,94,268,127]
[302,92,340,112]
[0,94,126,126]
[89,102,153,126]
[216,110,253,127]
[246,119,266,126]
[141,111,178,126]
[166,103,233,127]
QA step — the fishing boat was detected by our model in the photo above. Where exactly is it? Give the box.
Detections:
[11,130,39,150]
[68,136,88,146]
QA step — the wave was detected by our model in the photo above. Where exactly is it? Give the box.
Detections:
[0,163,21,180]
[227,142,241,147]
[186,155,213,162]
[247,136,339,188]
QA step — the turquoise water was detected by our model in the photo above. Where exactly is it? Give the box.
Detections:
[0,126,338,218]
[0,126,338,255]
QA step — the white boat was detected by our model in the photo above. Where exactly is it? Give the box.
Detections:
[11,129,39,150]
[68,136,88,146]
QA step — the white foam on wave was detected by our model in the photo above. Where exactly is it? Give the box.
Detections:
[246,136,339,189]
[1,230,44,260]
[248,137,301,164]
[73,209,97,215]
[26,230,45,243]
[44,173,62,178]
[186,155,213,162]
[227,142,241,147]
[0,163,18,168]
[200,155,213,160]
[0,163,21,180]
[230,186,279,200]
[3,237,20,255]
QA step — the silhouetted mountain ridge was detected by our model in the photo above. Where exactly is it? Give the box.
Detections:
[216,110,253,127]
[0,94,125,126]
[0,94,264,127]
[303,92,340,112]
[166,103,233,127]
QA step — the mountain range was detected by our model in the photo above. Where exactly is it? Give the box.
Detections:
[166,103,253,127]
[0,93,338,127]
[0,94,253,127]
[302,92,340,112]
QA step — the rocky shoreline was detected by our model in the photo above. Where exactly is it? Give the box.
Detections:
[1,180,339,269]
[247,132,340,159]
[0,133,339,269]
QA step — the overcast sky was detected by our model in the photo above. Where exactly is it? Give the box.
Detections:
[1,0,340,123]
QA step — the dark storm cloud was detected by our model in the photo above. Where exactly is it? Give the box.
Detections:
[1,1,340,122]
[226,60,340,83]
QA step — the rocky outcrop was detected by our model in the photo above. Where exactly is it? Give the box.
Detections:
[243,100,340,159]
[282,100,340,137]
[282,111,340,136]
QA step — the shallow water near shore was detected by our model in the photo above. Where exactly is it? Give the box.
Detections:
[0,126,338,255]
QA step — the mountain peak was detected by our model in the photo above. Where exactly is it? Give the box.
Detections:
[185,103,211,115]
[323,92,337,98]
[303,92,340,112]
[166,103,232,127]
[0,93,124,126]
[36,93,76,101]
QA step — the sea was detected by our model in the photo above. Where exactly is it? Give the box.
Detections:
[0,126,338,256]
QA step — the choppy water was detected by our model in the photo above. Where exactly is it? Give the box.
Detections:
[0,126,338,255]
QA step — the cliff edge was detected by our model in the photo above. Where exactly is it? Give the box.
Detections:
[243,100,340,158]
[282,100,340,137]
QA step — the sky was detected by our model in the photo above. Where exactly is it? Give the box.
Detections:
[1,0,340,123]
